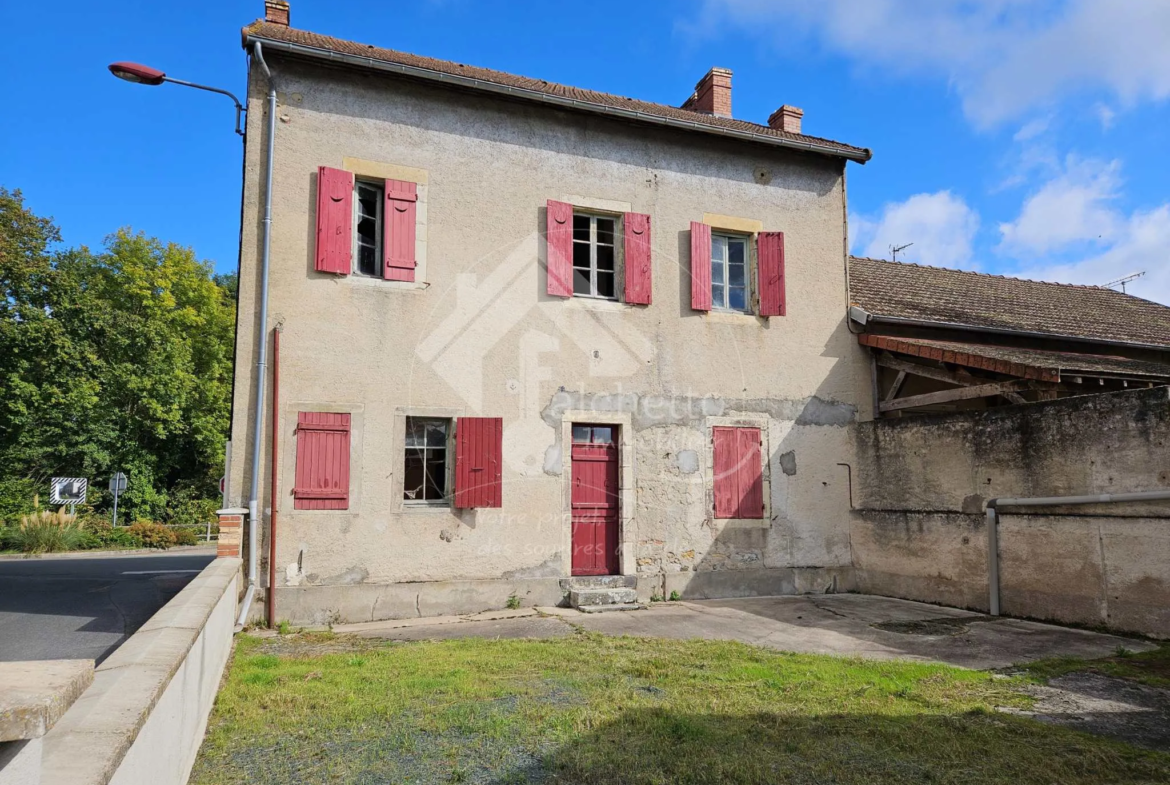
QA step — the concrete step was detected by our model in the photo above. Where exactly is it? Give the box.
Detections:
[570,587,638,607]
[577,603,643,613]
[564,575,637,590]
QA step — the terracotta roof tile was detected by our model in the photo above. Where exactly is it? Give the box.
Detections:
[242,21,871,162]
[849,256,1170,349]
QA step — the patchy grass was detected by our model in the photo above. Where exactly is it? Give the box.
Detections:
[190,632,1170,785]
[1015,643,1170,689]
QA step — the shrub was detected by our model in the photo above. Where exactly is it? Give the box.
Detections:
[11,508,87,553]
[127,521,177,550]
[79,516,144,550]
[172,527,200,546]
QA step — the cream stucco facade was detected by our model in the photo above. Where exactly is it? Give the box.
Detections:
[227,53,872,624]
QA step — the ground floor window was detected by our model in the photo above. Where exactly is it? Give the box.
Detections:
[404,417,449,504]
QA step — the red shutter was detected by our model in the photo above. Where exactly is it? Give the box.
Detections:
[316,167,353,275]
[690,221,712,311]
[546,200,573,298]
[758,231,785,317]
[736,427,764,519]
[623,212,652,305]
[384,179,417,282]
[454,417,503,509]
[293,412,351,510]
[712,426,764,520]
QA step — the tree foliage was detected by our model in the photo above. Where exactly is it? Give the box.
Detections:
[0,187,235,521]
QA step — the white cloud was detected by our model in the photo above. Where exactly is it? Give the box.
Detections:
[1013,116,1051,142]
[1013,205,1170,304]
[698,0,1170,127]
[851,191,980,269]
[998,157,1122,254]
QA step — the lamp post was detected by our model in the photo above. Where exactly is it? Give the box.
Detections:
[108,62,245,137]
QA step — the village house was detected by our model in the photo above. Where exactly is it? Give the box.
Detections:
[220,0,875,624]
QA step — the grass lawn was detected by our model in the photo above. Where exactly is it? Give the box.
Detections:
[190,631,1170,785]
[1015,643,1170,689]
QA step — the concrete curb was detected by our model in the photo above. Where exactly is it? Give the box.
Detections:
[0,546,217,562]
[39,557,240,785]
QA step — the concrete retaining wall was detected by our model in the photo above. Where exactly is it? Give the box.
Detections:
[40,558,241,785]
[851,388,1170,637]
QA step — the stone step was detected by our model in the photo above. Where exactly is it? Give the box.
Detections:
[570,587,638,607]
[564,575,637,590]
[577,603,643,614]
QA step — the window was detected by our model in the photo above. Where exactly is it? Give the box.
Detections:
[712,234,750,312]
[404,417,449,504]
[572,424,615,444]
[572,213,617,299]
[353,180,383,277]
[712,426,763,519]
[293,412,351,511]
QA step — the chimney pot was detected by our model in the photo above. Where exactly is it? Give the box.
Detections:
[768,105,804,134]
[265,0,290,26]
[681,67,733,119]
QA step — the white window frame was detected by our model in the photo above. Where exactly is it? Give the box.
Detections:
[352,179,384,278]
[403,416,452,507]
[711,233,751,313]
[572,211,619,301]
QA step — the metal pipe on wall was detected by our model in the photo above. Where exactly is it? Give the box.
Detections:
[985,489,1170,616]
[267,327,281,629]
[238,41,277,627]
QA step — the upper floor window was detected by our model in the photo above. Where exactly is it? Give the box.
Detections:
[712,233,749,312]
[572,213,617,299]
[354,180,383,277]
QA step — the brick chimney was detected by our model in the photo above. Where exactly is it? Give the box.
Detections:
[681,68,733,119]
[768,105,804,134]
[265,0,290,26]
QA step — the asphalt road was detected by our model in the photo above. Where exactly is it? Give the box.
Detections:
[0,550,216,664]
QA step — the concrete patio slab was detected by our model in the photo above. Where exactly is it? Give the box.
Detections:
[359,616,572,642]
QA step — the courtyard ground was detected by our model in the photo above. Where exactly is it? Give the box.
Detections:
[191,596,1170,784]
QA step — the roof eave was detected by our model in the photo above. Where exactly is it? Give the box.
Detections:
[244,33,872,164]
[849,306,1170,354]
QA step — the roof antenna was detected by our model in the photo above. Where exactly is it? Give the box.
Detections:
[1102,271,1145,294]
[890,242,913,263]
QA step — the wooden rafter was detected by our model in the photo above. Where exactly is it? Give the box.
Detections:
[879,379,1035,413]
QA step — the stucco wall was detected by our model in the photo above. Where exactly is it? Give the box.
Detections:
[851,387,1170,636]
[228,55,870,623]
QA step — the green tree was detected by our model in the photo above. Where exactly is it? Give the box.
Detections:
[0,187,235,522]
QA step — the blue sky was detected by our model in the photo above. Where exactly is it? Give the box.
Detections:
[2,0,1168,302]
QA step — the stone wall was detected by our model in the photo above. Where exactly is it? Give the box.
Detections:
[850,387,1170,636]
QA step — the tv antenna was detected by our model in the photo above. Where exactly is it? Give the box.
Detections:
[890,242,914,262]
[1102,271,1145,293]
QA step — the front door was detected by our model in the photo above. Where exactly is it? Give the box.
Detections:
[571,424,620,576]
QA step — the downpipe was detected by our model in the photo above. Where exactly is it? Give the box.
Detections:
[985,489,1170,617]
[238,41,277,627]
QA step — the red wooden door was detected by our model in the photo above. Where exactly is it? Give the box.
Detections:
[571,425,620,576]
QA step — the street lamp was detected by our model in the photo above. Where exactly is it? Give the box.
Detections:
[108,62,245,137]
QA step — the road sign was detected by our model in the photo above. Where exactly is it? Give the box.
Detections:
[50,477,87,505]
[109,473,128,493]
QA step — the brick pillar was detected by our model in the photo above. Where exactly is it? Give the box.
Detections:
[216,507,247,558]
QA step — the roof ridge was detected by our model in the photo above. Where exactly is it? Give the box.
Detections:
[849,255,1121,294]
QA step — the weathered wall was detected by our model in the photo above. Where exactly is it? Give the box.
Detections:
[228,55,870,622]
[851,387,1170,636]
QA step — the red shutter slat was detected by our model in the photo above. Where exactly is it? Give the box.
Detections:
[690,221,712,311]
[293,412,351,510]
[315,167,353,275]
[384,179,417,282]
[758,231,785,317]
[712,427,737,519]
[546,200,573,297]
[455,417,503,508]
[737,428,764,519]
[623,212,652,305]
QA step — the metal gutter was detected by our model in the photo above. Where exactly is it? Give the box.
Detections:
[849,305,1170,355]
[242,34,872,164]
[984,490,1170,616]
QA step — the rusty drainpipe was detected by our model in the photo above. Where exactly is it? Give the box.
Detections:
[985,489,1170,616]
[267,326,281,629]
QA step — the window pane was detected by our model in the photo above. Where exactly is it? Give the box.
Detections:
[573,242,591,269]
[729,286,746,312]
[572,425,591,443]
[592,426,614,444]
[711,238,726,262]
[597,245,614,271]
[404,449,426,500]
[425,421,447,447]
[729,262,745,287]
[597,271,615,299]
[573,268,591,295]
[729,239,745,265]
[712,283,725,307]
[596,218,614,245]
[573,215,590,242]
[425,453,446,499]
[406,417,426,447]
[711,260,724,284]
[358,244,377,277]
